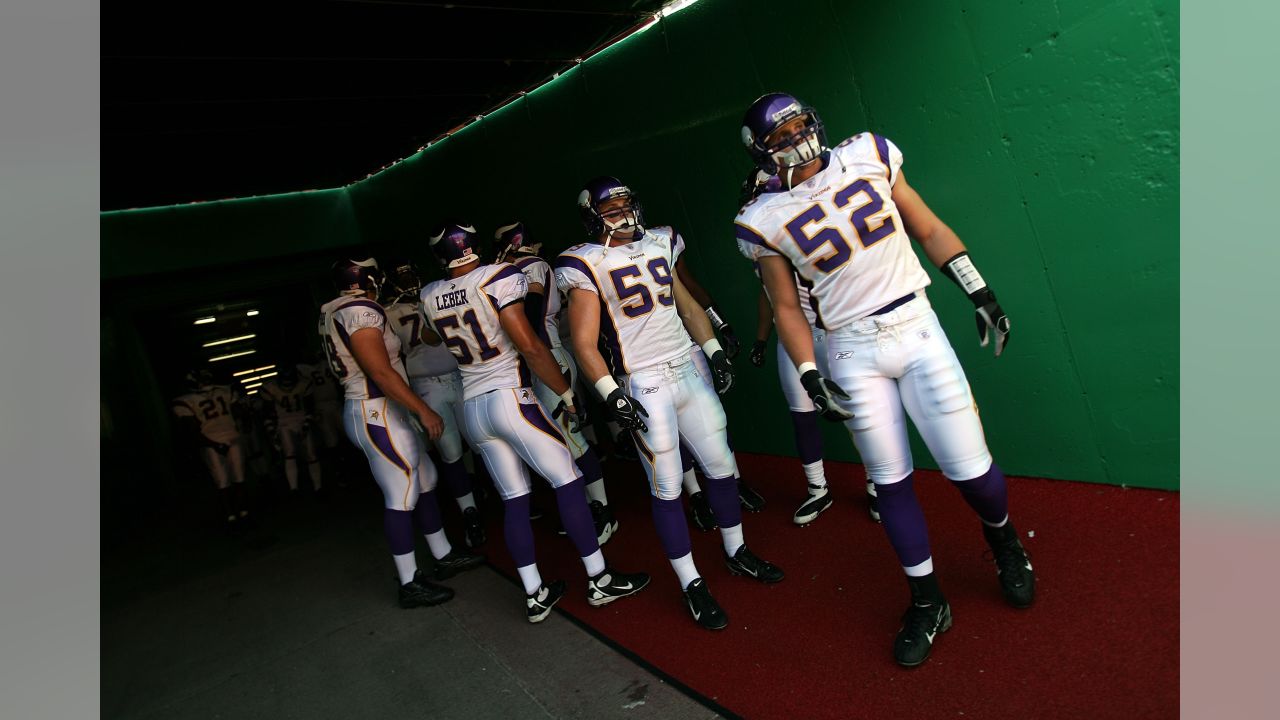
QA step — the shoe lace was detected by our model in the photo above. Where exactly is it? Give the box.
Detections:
[984,541,1031,578]
[902,602,939,636]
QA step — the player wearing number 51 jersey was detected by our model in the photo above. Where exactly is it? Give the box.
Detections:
[421,221,649,623]
[737,92,1032,667]
[557,176,784,632]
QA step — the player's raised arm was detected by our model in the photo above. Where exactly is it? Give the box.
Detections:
[673,275,734,395]
[347,327,444,439]
[894,171,1011,357]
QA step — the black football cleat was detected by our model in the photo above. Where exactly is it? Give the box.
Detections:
[688,491,717,532]
[586,567,651,607]
[725,544,785,584]
[794,484,833,526]
[526,580,566,623]
[682,577,728,630]
[432,547,485,581]
[894,598,952,667]
[590,500,618,545]
[983,521,1036,608]
[399,572,455,609]
[738,480,766,512]
[462,507,486,549]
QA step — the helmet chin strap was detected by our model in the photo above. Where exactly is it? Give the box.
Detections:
[602,213,640,242]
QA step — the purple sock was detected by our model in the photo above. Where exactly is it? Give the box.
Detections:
[790,410,824,465]
[439,457,472,499]
[384,509,416,556]
[876,474,933,568]
[502,494,537,567]
[575,447,603,485]
[650,496,692,559]
[679,443,695,474]
[704,474,742,529]
[951,462,1009,525]
[554,478,601,558]
[413,490,444,534]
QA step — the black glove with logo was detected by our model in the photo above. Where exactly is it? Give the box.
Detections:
[799,369,853,422]
[749,340,768,368]
[605,387,649,433]
[709,350,735,395]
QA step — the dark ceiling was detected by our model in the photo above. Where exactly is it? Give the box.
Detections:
[103,0,668,211]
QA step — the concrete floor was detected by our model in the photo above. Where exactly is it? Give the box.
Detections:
[102,491,722,720]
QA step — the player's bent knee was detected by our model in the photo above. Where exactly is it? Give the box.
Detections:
[866,459,913,485]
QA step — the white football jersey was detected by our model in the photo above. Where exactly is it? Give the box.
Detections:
[297,362,340,404]
[172,385,239,442]
[555,226,692,376]
[512,253,562,349]
[420,263,531,400]
[319,295,410,401]
[259,378,312,425]
[384,299,460,379]
[735,133,931,331]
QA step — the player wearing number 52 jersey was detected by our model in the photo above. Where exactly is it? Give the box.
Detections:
[383,259,485,549]
[557,177,784,632]
[421,221,649,623]
[320,257,483,610]
[737,92,1032,667]
[494,222,618,545]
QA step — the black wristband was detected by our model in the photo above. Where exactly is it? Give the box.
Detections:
[941,251,994,306]
[705,303,728,330]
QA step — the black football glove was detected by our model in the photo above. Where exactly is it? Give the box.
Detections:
[551,394,588,435]
[705,304,740,360]
[605,388,649,433]
[972,288,1011,358]
[799,369,853,422]
[749,340,768,368]
[709,350,735,395]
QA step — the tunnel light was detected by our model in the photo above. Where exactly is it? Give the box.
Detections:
[243,382,263,390]
[194,316,216,325]
[660,0,700,17]
[209,349,256,362]
[202,334,256,348]
[246,310,259,317]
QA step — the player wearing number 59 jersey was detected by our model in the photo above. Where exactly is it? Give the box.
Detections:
[421,221,648,623]
[320,257,483,611]
[737,92,1032,667]
[557,177,784,632]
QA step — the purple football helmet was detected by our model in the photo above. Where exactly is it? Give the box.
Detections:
[739,167,782,206]
[383,257,422,300]
[331,256,383,297]
[429,221,480,269]
[578,176,645,240]
[493,222,541,264]
[741,92,827,175]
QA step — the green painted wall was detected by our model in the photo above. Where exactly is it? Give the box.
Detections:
[102,0,1178,489]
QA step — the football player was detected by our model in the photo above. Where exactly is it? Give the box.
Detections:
[171,368,251,525]
[737,93,1033,667]
[556,177,784,631]
[494,222,617,544]
[421,221,650,623]
[320,257,484,610]
[741,168,878,526]
[259,364,323,495]
[383,258,486,548]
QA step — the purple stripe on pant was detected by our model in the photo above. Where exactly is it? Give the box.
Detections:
[503,493,537,567]
[367,422,411,474]
[517,399,566,445]
[876,474,933,569]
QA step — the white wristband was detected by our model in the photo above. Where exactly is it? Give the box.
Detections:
[559,389,576,407]
[701,338,723,358]
[594,376,620,399]
[797,361,818,375]
[945,253,989,295]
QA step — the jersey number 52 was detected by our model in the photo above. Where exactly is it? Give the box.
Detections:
[784,178,897,272]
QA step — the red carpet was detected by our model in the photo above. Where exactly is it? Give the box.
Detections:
[476,452,1179,719]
